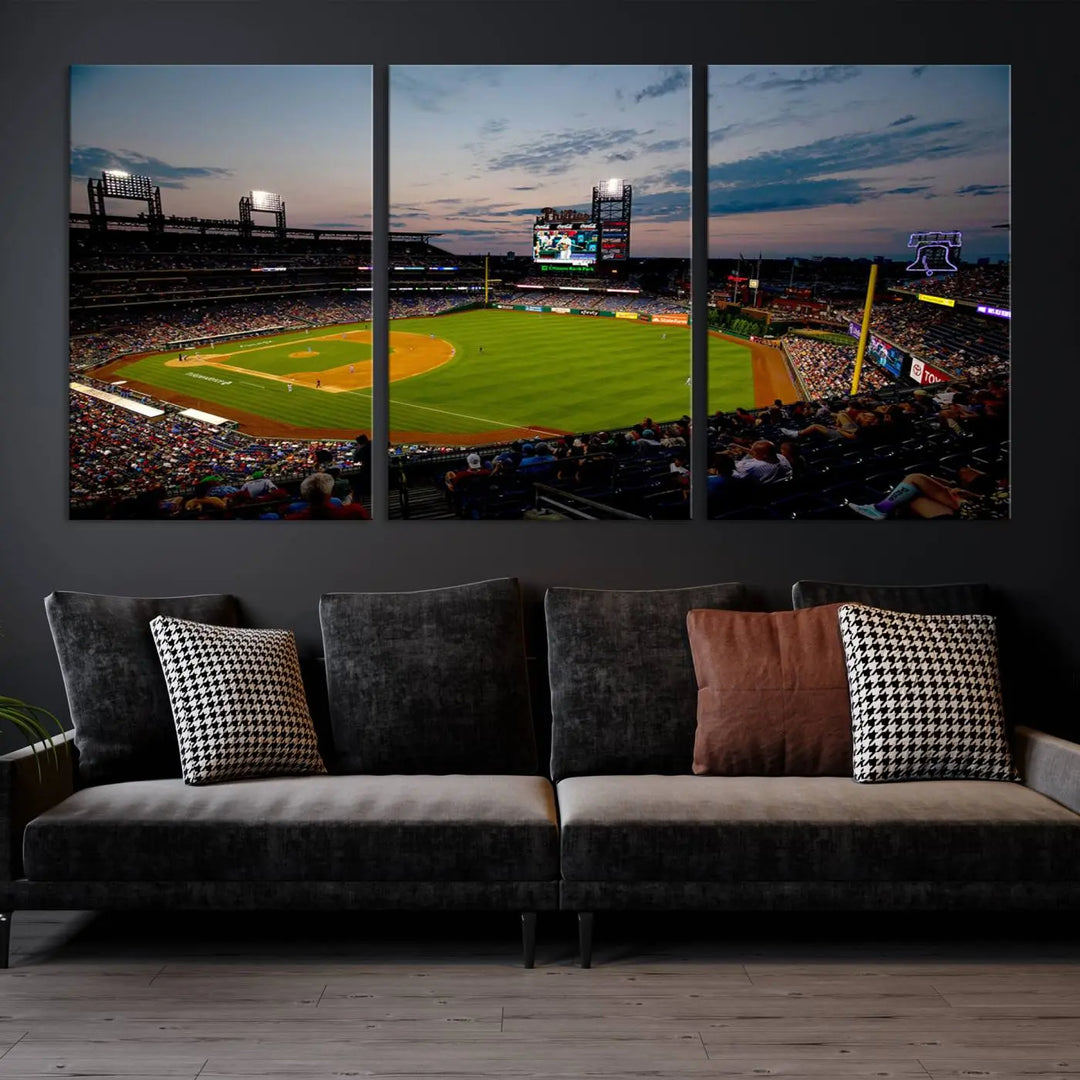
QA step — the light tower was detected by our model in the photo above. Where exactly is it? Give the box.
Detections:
[239,190,287,238]
[591,178,631,263]
[87,170,164,233]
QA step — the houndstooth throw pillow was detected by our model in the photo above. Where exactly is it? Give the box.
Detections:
[837,604,1017,784]
[150,616,327,785]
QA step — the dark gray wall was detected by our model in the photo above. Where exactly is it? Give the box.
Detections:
[2,0,1077,749]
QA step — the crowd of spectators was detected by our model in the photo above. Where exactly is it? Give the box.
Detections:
[70,391,369,519]
[495,289,688,315]
[783,335,892,400]
[69,299,320,369]
[70,230,461,272]
[701,375,1009,519]
[429,417,692,518]
[388,294,479,316]
[71,275,362,304]
[892,263,1010,307]
[69,292,486,371]
[829,298,1009,381]
[71,366,1008,522]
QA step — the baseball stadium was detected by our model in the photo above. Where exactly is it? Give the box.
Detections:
[69,173,1010,521]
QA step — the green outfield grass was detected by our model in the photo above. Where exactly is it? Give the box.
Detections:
[107,310,756,441]
[386,310,753,436]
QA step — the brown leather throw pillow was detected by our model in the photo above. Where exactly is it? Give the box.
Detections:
[686,604,852,776]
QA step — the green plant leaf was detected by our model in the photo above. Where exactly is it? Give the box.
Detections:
[1,696,68,781]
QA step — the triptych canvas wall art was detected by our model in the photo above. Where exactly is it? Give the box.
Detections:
[69,64,1009,521]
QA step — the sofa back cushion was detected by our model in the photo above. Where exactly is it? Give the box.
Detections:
[686,604,852,776]
[546,583,749,781]
[319,578,537,774]
[44,591,240,786]
[792,580,994,615]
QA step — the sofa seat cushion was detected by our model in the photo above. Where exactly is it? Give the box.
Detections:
[557,775,1080,883]
[24,775,559,883]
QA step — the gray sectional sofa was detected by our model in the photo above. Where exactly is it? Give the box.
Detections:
[547,581,1080,965]
[2,578,1079,969]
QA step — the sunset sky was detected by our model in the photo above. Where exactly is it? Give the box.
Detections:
[390,65,691,258]
[707,64,1009,261]
[69,66,373,230]
[69,64,1009,261]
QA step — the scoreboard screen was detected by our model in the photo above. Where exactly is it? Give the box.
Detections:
[867,334,906,378]
[533,223,598,265]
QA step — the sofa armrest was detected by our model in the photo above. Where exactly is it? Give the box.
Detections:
[0,731,75,881]
[1014,725,1080,816]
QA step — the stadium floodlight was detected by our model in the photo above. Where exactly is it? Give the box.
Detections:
[601,177,624,196]
[250,189,284,213]
[101,171,154,200]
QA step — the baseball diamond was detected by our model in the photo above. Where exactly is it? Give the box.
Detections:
[87,309,793,445]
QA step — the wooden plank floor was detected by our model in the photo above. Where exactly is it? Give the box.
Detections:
[1,910,1078,1079]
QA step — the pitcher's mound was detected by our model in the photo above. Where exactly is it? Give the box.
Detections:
[289,350,319,358]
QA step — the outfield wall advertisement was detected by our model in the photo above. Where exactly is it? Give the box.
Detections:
[492,303,687,323]
[909,357,952,386]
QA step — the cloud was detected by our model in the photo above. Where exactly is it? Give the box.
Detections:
[710,119,968,188]
[710,70,762,91]
[632,190,691,222]
[709,124,741,144]
[509,185,538,191]
[480,118,508,136]
[710,178,868,216]
[644,137,689,153]
[882,185,933,195]
[707,120,975,216]
[639,167,691,190]
[739,65,860,93]
[70,146,232,189]
[955,183,1009,196]
[311,222,363,229]
[633,67,689,104]
[435,227,515,238]
[404,198,545,223]
[889,114,917,127]
[390,66,505,113]
[708,108,808,146]
[486,127,640,175]
[606,151,636,163]
[911,66,929,77]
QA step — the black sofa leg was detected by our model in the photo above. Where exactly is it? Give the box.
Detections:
[0,911,11,969]
[521,911,536,968]
[578,912,593,968]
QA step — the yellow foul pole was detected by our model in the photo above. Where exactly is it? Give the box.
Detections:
[850,262,879,396]
[484,255,490,306]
